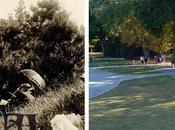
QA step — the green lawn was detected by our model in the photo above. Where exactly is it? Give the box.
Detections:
[90,58,132,67]
[89,58,159,67]
[90,52,103,58]
[103,66,160,75]
[90,76,175,130]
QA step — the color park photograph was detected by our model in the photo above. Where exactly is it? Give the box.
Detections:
[89,0,175,130]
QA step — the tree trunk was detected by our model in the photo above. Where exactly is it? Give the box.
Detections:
[100,39,105,56]
[142,47,150,58]
[142,47,147,57]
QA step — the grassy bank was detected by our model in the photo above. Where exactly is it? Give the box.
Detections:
[90,58,131,67]
[90,76,175,130]
[103,66,161,74]
[89,57,162,67]
[2,80,84,130]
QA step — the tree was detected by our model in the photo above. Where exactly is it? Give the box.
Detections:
[134,0,175,36]
[89,0,135,56]
[29,0,84,82]
[15,0,26,24]
[119,15,173,56]
[0,0,84,88]
[90,0,175,57]
[119,15,153,56]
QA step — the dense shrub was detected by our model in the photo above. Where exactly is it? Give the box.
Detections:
[0,0,84,91]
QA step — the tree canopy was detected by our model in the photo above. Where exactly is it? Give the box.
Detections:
[134,0,175,36]
[90,0,175,57]
[0,0,84,89]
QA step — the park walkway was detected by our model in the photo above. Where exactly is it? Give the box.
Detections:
[89,66,175,98]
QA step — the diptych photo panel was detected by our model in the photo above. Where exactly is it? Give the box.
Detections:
[0,0,84,130]
[1,0,175,130]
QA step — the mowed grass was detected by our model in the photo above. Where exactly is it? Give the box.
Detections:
[90,59,131,67]
[90,52,103,58]
[90,76,175,130]
[103,66,161,75]
[89,58,158,67]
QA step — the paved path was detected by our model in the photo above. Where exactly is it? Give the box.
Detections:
[89,67,175,98]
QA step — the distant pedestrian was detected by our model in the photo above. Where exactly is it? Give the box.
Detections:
[172,59,175,68]
[154,56,157,63]
[140,56,144,64]
[132,59,135,65]
[144,57,148,64]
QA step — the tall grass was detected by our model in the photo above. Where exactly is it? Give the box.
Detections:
[1,80,84,130]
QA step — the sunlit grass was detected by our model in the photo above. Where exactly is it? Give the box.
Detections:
[89,57,161,67]
[90,76,175,130]
[90,52,103,58]
[103,66,161,74]
[90,59,131,67]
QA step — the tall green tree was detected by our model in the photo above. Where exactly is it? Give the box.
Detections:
[134,0,175,36]
[119,15,172,56]
[89,0,134,55]
[90,0,175,57]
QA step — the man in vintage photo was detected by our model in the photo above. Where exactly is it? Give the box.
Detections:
[0,0,84,129]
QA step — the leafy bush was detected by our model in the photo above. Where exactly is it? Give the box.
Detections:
[0,0,84,90]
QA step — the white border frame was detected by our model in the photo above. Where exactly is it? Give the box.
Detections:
[85,0,89,129]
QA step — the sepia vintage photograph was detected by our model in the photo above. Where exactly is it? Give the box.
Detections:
[0,0,84,130]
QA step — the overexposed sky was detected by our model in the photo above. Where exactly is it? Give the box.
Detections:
[0,0,84,27]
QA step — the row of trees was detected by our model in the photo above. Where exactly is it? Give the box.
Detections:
[0,0,84,90]
[90,0,175,58]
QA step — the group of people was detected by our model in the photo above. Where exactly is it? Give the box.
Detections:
[154,55,165,63]
[140,55,165,64]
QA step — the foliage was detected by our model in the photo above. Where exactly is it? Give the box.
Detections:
[134,0,175,36]
[89,0,133,56]
[15,0,27,24]
[0,0,84,93]
[119,15,175,55]
[89,0,133,39]
[119,15,148,52]
[90,0,175,57]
